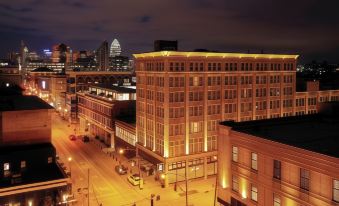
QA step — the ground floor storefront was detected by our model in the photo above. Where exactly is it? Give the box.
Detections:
[136,144,218,187]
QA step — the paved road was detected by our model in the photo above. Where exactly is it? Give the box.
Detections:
[52,112,216,206]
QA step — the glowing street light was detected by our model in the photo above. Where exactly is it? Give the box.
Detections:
[68,157,72,177]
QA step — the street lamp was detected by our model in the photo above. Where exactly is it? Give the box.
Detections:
[68,157,72,177]
[161,171,188,206]
[119,148,142,190]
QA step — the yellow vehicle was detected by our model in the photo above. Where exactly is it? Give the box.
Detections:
[127,174,143,186]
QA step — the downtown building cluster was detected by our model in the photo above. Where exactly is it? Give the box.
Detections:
[72,47,339,206]
[1,40,339,206]
[5,39,132,74]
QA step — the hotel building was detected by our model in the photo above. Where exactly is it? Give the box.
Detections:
[134,51,339,185]
[217,103,339,206]
[77,84,136,147]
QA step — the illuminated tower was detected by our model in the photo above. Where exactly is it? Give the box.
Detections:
[110,39,121,57]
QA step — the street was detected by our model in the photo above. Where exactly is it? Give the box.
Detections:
[52,112,216,206]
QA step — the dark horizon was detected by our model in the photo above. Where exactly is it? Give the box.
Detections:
[1,0,339,64]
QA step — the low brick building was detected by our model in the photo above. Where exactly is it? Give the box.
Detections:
[0,95,71,206]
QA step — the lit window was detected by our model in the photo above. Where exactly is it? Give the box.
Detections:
[273,160,281,180]
[273,194,281,206]
[251,185,258,202]
[48,157,53,164]
[4,163,10,171]
[42,80,46,89]
[334,180,339,202]
[300,168,310,191]
[251,153,258,170]
[232,175,239,192]
[21,161,26,169]
[232,146,238,162]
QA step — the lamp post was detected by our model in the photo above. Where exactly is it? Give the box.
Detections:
[68,157,72,177]
[64,108,68,119]
[119,148,142,190]
[161,170,188,206]
[212,155,218,206]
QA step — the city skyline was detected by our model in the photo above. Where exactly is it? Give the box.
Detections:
[1,1,338,205]
[0,0,339,63]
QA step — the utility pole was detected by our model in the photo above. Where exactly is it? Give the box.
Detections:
[175,168,178,191]
[214,172,218,206]
[150,194,155,206]
[185,167,188,206]
[88,168,90,206]
[138,157,144,190]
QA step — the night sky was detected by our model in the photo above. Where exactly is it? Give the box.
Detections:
[1,0,338,63]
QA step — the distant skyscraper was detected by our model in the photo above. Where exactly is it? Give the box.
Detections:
[20,40,29,68]
[96,40,109,71]
[110,39,121,57]
[51,43,71,64]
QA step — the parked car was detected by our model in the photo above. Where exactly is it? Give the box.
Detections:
[115,165,128,175]
[127,174,143,186]
[69,135,76,141]
[82,135,90,143]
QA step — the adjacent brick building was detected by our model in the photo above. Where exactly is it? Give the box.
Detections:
[217,103,339,206]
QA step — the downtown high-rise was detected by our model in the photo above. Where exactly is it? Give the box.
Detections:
[133,50,339,186]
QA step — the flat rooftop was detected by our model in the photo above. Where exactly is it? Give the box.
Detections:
[133,51,299,59]
[221,114,339,158]
[90,84,136,93]
[0,95,53,111]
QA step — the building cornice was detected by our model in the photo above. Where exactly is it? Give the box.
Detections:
[133,51,299,60]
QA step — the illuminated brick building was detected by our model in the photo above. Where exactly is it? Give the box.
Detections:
[217,103,339,206]
[134,51,339,185]
[77,84,136,147]
[65,70,133,123]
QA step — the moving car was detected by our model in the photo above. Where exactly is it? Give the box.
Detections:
[127,174,143,186]
[69,135,76,141]
[115,165,128,175]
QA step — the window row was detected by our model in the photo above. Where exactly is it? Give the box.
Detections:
[139,62,294,72]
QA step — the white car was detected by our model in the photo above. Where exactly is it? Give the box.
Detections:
[127,174,143,186]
